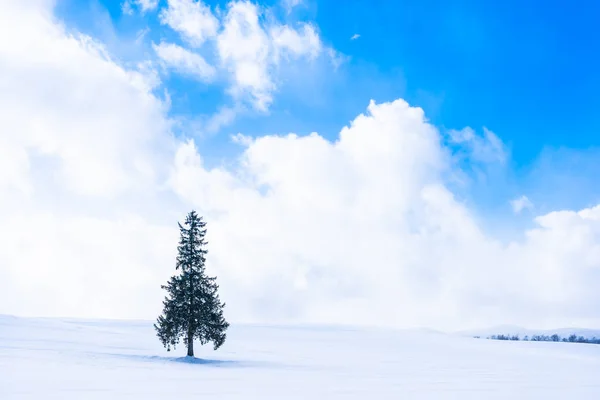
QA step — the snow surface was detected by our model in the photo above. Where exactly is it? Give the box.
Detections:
[2,315,600,399]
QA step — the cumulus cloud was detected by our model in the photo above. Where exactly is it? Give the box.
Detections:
[2,0,600,333]
[215,2,323,110]
[0,1,171,198]
[158,0,329,111]
[511,195,534,214]
[153,41,216,82]
[165,100,600,330]
[0,0,178,316]
[159,0,220,47]
[216,1,274,111]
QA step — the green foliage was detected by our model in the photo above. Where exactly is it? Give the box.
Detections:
[154,211,229,355]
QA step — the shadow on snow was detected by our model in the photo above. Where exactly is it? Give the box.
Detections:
[170,355,238,366]
[105,353,276,369]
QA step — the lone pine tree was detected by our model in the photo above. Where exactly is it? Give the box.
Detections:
[154,211,229,357]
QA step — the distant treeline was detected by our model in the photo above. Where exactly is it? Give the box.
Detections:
[476,334,600,344]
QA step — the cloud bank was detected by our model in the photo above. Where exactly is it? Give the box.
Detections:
[1,0,599,332]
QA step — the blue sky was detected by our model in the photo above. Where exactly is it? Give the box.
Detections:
[59,0,600,152]
[54,0,600,222]
[3,0,600,327]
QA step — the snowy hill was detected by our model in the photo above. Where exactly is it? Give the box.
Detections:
[2,315,600,399]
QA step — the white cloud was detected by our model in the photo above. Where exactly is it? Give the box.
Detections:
[135,27,151,44]
[216,1,273,111]
[327,48,348,71]
[0,1,171,198]
[351,33,360,40]
[157,0,329,111]
[135,0,159,13]
[169,100,600,330]
[449,127,507,164]
[204,105,240,134]
[270,24,322,62]
[282,0,303,14]
[122,0,134,15]
[511,195,534,214]
[122,0,159,15]
[159,0,219,47]
[214,2,325,111]
[0,0,178,316]
[218,2,329,110]
[3,0,600,333]
[153,41,216,82]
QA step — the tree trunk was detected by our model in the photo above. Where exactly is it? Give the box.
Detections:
[187,330,194,357]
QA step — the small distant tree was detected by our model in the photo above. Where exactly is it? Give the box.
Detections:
[154,211,229,357]
[486,332,600,346]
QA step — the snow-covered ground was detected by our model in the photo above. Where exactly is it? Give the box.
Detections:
[2,315,600,399]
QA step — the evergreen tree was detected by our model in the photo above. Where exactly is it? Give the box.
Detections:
[154,211,229,357]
